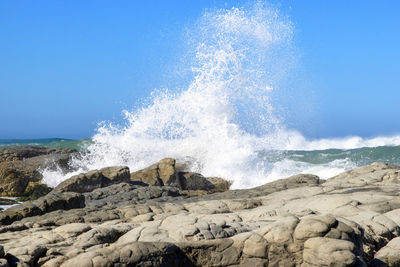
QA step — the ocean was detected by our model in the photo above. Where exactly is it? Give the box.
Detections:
[2,3,400,189]
[0,138,91,150]
[2,137,400,189]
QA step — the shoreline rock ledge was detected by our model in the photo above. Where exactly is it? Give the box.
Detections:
[1,161,400,266]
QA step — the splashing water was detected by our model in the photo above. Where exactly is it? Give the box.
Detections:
[41,2,400,188]
[49,3,291,189]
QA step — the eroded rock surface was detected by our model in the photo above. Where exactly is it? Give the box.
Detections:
[130,158,232,192]
[2,162,400,266]
[53,166,130,193]
[0,147,77,197]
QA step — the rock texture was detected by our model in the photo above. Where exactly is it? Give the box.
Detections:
[3,162,400,266]
[53,166,130,193]
[130,158,231,193]
[130,158,179,187]
[0,147,77,197]
[0,147,76,163]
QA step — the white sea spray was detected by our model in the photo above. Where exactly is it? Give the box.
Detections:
[41,2,400,188]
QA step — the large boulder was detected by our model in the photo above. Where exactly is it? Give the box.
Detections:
[0,160,42,197]
[130,159,231,192]
[0,147,78,197]
[54,166,130,194]
[302,237,357,266]
[206,177,232,192]
[130,158,180,187]
[16,182,53,202]
[130,163,163,186]
[178,172,214,191]
[373,236,400,266]
[100,166,131,183]
[157,158,177,185]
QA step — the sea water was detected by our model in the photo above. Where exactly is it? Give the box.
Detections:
[2,3,400,189]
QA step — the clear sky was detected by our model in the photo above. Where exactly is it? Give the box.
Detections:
[1,0,399,139]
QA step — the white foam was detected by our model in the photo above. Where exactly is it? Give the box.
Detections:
[57,3,294,189]
[41,3,400,189]
[269,130,400,151]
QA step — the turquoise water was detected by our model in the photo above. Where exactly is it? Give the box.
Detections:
[259,146,400,166]
[0,138,92,150]
[1,138,400,189]
[2,138,400,174]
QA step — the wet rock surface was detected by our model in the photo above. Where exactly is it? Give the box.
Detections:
[0,147,77,163]
[0,147,77,197]
[53,166,130,194]
[2,162,400,266]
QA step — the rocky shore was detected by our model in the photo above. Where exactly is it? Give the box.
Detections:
[1,147,400,266]
[0,147,77,198]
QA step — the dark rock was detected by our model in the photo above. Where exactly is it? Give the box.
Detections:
[0,147,77,197]
[0,160,42,197]
[206,177,232,192]
[130,163,163,186]
[130,158,224,192]
[85,183,182,206]
[157,158,178,185]
[53,166,130,194]
[0,192,84,225]
[16,182,52,202]
[0,198,18,206]
[54,170,107,193]
[99,166,130,183]
[179,172,214,191]
[0,146,77,163]
[0,259,8,267]
[130,158,179,187]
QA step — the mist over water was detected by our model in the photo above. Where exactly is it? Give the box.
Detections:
[40,3,400,188]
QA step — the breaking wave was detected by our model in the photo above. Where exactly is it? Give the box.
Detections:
[40,2,400,188]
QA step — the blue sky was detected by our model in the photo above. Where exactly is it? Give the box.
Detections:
[1,0,399,139]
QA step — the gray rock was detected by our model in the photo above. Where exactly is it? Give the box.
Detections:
[0,146,76,163]
[130,162,163,186]
[302,237,357,266]
[130,158,178,187]
[54,170,107,193]
[206,177,231,192]
[130,159,231,192]
[0,192,84,225]
[325,161,400,186]
[99,166,130,183]
[0,147,77,197]
[0,258,8,267]
[373,236,400,266]
[157,158,177,185]
[2,161,400,266]
[53,223,92,238]
[179,172,214,191]
[0,160,43,197]
[54,166,130,193]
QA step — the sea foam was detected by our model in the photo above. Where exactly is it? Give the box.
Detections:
[42,2,400,189]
